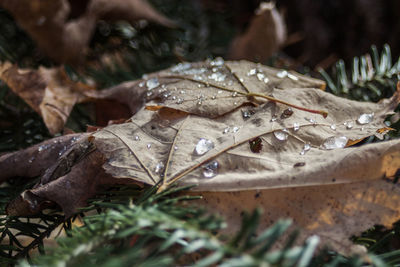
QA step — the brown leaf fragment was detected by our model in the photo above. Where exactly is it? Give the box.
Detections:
[0,63,93,134]
[229,2,287,62]
[0,0,175,64]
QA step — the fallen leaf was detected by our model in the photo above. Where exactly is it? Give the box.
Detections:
[229,2,287,62]
[2,61,400,254]
[0,62,93,134]
[0,0,175,64]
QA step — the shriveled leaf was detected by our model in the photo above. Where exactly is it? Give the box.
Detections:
[0,0,175,64]
[0,62,93,134]
[229,2,287,62]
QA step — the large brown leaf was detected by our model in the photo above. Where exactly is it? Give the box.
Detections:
[2,60,400,254]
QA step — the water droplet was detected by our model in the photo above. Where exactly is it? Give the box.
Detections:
[263,77,269,83]
[146,78,159,90]
[232,126,239,133]
[257,73,265,81]
[270,115,278,122]
[139,82,145,87]
[223,127,230,134]
[174,146,178,150]
[28,156,35,163]
[357,113,374,124]
[154,162,164,174]
[210,57,224,66]
[197,100,202,105]
[180,90,186,94]
[202,161,219,178]
[146,91,153,97]
[239,78,244,83]
[281,108,293,118]
[300,143,311,155]
[277,70,288,78]
[242,110,252,119]
[344,121,353,129]
[194,138,214,156]
[273,129,289,141]
[197,84,202,88]
[212,67,218,72]
[163,92,171,98]
[171,62,191,73]
[322,136,348,150]
[287,73,298,81]
[211,95,217,100]
[147,143,152,149]
[232,92,238,97]
[208,73,226,82]
[171,95,177,100]
[330,124,336,130]
[176,98,183,104]
[304,117,316,124]
[218,90,223,94]
[247,69,257,76]
[293,122,300,131]
[134,136,140,141]
[234,101,238,105]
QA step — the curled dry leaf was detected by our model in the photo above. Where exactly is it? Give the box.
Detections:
[0,62,93,135]
[2,60,400,254]
[0,0,175,64]
[229,2,287,62]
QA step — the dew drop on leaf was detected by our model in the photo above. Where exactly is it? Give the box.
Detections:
[357,113,374,124]
[257,73,265,81]
[232,92,238,97]
[146,78,159,90]
[270,115,278,122]
[202,161,219,178]
[232,126,239,133]
[330,124,336,130]
[276,70,288,78]
[273,129,288,141]
[210,57,224,66]
[281,108,293,118]
[247,69,256,76]
[344,121,353,129]
[305,117,316,124]
[194,138,214,155]
[287,73,298,81]
[322,136,348,150]
[293,122,300,131]
[146,91,153,97]
[300,143,311,155]
[242,110,252,119]
[176,98,183,104]
[223,127,230,134]
[154,162,164,174]
[134,136,140,141]
[171,62,191,73]
[147,143,152,149]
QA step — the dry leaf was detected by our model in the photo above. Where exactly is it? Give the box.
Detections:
[0,0,175,64]
[229,2,287,62]
[2,60,400,254]
[0,62,93,134]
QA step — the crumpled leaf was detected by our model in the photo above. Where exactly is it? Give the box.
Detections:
[2,60,400,254]
[0,62,93,135]
[229,2,287,62]
[0,0,175,64]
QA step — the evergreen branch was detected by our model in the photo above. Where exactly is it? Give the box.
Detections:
[319,44,400,102]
